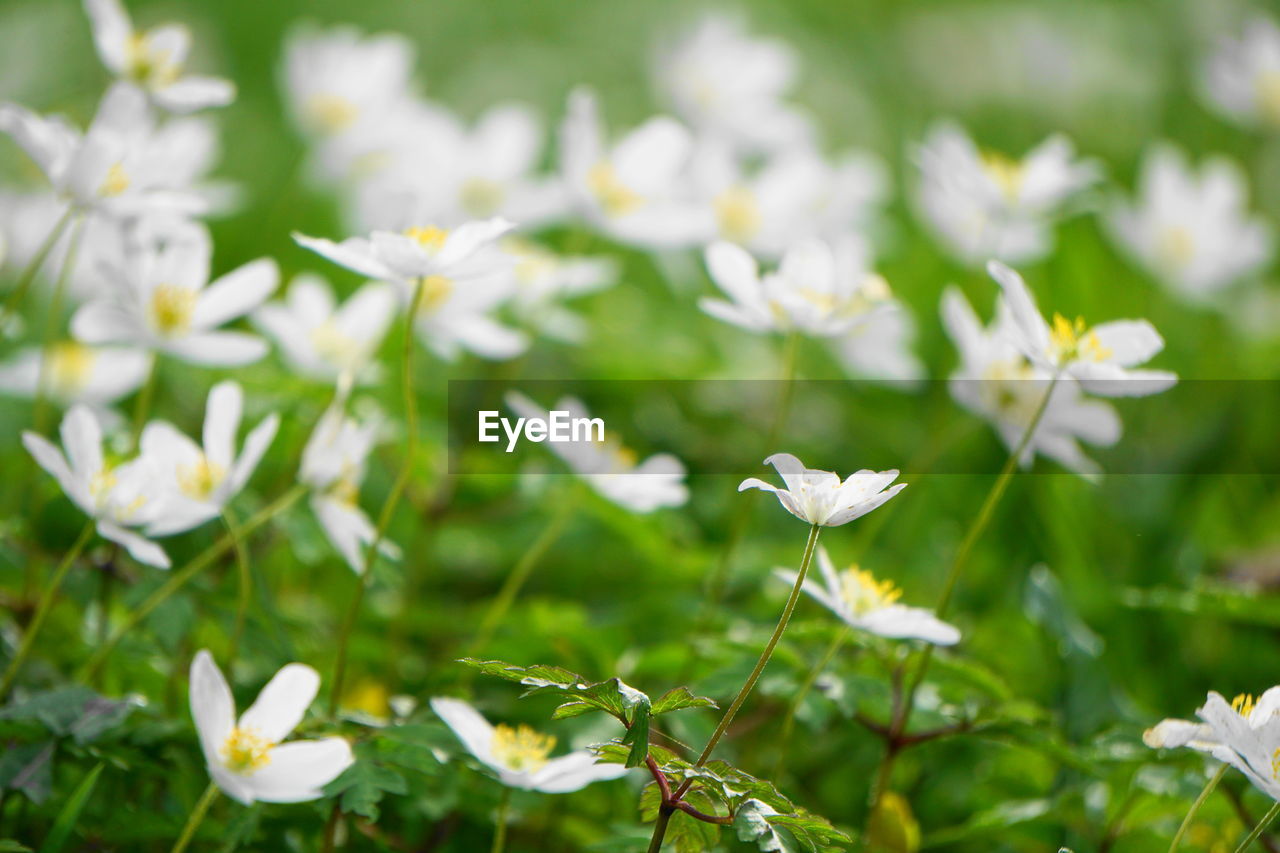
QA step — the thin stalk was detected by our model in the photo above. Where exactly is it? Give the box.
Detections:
[327,276,426,718]
[80,486,306,680]
[1236,802,1280,853]
[772,625,851,778]
[491,788,512,853]
[223,509,251,666]
[1169,765,1227,853]
[32,216,85,433]
[1,205,74,318]
[0,521,94,699]
[647,808,675,853]
[170,782,219,853]
[130,358,159,448]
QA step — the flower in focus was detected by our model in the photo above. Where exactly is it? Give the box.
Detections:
[739,452,905,527]
[505,392,689,513]
[775,546,959,645]
[22,405,169,567]
[941,285,1122,475]
[429,697,630,793]
[654,14,812,154]
[295,217,526,360]
[914,121,1098,265]
[700,237,896,338]
[298,384,399,574]
[139,381,279,536]
[1106,144,1272,303]
[0,341,150,412]
[253,273,397,383]
[83,0,235,112]
[502,238,618,344]
[1144,689,1280,802]
[189,650,353,805]
[560,88,713,249]
[988,260,1177,396]
[1201,15,1280,130]
[71,222,277,365]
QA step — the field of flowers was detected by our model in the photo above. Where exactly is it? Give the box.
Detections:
[2,0,1280,850]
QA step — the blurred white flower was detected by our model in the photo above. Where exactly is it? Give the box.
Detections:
[940,284,1121,475]
[189,650,353,805]
[139,381,278,536]
[72,223,277,365]
[0,341,149,410]
[739,452,905,527]
[989,261,1177,396]
[560,88,714,249]
[506,392,689,513]
[502,238,617,344]
[775,546,959,645]
[295,218,526,361]
[83,0,234,113]
[832,304,924,383]
[915,121,1098,265]
[1144,690,1280,802]
[253,273,397,383]
[701,237,895,338]
[22,405,169,568]
[1201,15,1280,130]
[298,386,399,574]
[430,697,630,793]
[654,14,812,154]
[1106,144,1272,302]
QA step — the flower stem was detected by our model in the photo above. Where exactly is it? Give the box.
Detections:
[170,782,219,853]
[327,276,426,718]
[491,787,512,853]
[32,215,85,434]
[0,521,94,700]
[130,357,159,448]
[676,522,821,798]
[1170,765,1228,853]
[646,807,675,853]
[1,205,74,319]
[223,509,251,666]
[771,625,851,779]
[80,486,306,681]
[1235,801,1280,853]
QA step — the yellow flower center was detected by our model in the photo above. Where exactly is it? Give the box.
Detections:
[1048,313,1112,363]
[1256,71,1280,128]
[89,467,118,504]
[508,240,557,287]
[1232,693,1257,717]
[587,162,642,217]
[310,321,362,369]
[126,32,181,89]
[839,565,902,616]
[714,186,761,243]
[491,724,555,772]
[48,341,96,396]
[1157,226,1195,269]
[404,225,449,251]
[1272,746,1280,781]
[328,474,360,507]
[220,727,273,775]
[304,93,358,133]
[149,284,197,336]
[177,453,226,501]
[416,275,453,316]
[980,151,1024,204]
[99,163,130,198]
[460,178,505,217]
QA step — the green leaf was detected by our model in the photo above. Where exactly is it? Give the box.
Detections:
[217,805,262,853]
[0,742,53,804]
[651,687,718,717]
[459,658,652,734]
[321,759,408,822]
[0,687,134,743]
[39,762,102,853]
[0,842,34,852]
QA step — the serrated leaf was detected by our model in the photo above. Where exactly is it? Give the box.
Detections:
[321,759,408,822]
[651,687,718,717]
[460,658,651,729]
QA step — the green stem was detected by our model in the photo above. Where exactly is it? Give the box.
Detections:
[1,205,74,318]
[130,358,159,448]
[0,521,94,699]
[223,510,251,666]
[80,486,305,681]
[327,276,426,717]
[646,807,674,853]
[170,782,219,853]
[676,523,821,798]
[772,625,851,779]
[1169,765,1227,853]
[32,215,85,434]
[491,787,512,853]
[1235,801,1280,853]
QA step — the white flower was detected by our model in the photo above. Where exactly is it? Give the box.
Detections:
[71,222,277,365]
[505,393,688,513]
[654,14,812,154]
[295,218,526,361]
[0,341,149,409]
[941,285,1121,476]
[139,381,278,536]
[253,274,397,383]
[298,387,399,574]
[1144,689,1280,802]
[83,0,234,113]
[1106,144,1272,302]
[832,304,924,383]
[0,84,220,220]
[988,261,1177,396]
[22,405,169,568]
[775,547,958,645]
[915,121,1098,265]
[502,238,618,344]
[701,237,895,338]
[1201,15,1280,130]
[560,88,714,249]
[739,452,906,527]
[189,650,353,805]
[429,697,630,793]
